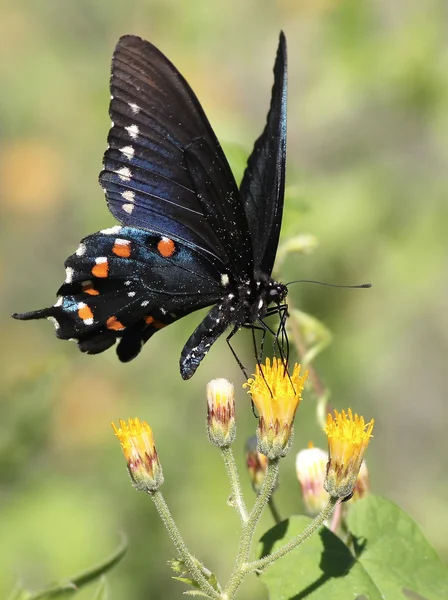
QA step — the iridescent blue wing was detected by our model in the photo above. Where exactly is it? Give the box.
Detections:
[100,35,254,279]
[239,32,287,275]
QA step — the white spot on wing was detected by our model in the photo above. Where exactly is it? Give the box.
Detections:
[141,300,149,307]
[128,291,136,297]
[95,257,107,264]
[128,102,140,114]
[101,225,122,235]
[76,243,86,256]
[120,145,135,160]
[114,238,130,247]
[125,124,139,139]
[116,167,132,182]
[221,273,230,287]
[65,267,74,283]
[121,190,135,202]
[124,281,131,286]
[122,203,134,214]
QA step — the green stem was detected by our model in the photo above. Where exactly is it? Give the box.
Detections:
[150,490,220,599]
[220,446,248,524]
[223,459,279,599]
[246,496,339,572]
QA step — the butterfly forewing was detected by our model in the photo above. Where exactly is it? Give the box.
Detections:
[239,32,287,275]
[101,35,254,277]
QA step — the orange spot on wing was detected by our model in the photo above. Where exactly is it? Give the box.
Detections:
[112,241,131,258]
[92,260,109,278]
[78,305,94,321]
[144,315,166,329]
[106,316,125,331]
[157,237,176,258]
[82,283,99,296]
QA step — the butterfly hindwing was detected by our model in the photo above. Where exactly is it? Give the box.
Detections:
[15,225,224,360]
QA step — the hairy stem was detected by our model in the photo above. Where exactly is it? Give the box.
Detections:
[150,490,220,599]
[223,459,279,599]
[221,446,248,524]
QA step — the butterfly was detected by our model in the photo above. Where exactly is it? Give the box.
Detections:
[13,32,288,380]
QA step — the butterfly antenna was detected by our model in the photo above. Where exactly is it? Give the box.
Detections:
[286,280,371,289]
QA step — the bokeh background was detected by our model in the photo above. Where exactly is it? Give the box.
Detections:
[1,0,447,598]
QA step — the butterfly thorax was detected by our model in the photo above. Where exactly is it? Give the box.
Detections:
[223,273,287,327]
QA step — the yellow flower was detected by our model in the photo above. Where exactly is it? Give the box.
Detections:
[244,358,308,459]
[206,378,236,447]
[112,418,163,492]
[295,443,329,515]
[324,409,374,500]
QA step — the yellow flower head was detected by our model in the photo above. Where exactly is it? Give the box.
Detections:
[206,378,236,447]
[244,358,308,459]
[112,418,163,492]
[323,409,374,500]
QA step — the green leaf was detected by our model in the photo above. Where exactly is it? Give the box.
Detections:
[258,515,382,600]
[288,309,332,365]
[6,585,32,600]
[91,578,108,600]
[170,557,220,594]
[28,536,127,599]
[259,495,448,599]
[346,495,448,600]
[276,234,319,269]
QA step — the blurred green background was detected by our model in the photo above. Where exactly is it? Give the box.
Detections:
[1,0,447,598]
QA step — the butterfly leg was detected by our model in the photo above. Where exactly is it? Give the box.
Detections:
[226,326,249,379]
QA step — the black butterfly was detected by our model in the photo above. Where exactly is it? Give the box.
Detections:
[13,32,288,380]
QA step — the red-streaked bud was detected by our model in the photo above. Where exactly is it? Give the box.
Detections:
[324,409,374,500]
[112,418,163,492]
[206,378,236,447]
[245,436,272,493]
[295,444,329,515]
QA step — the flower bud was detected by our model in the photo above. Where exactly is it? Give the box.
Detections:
[323,409,374,500]
[245,436,269,493]
[112,418,163,492]
[295,444,329,515]
[206,378,236,447]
